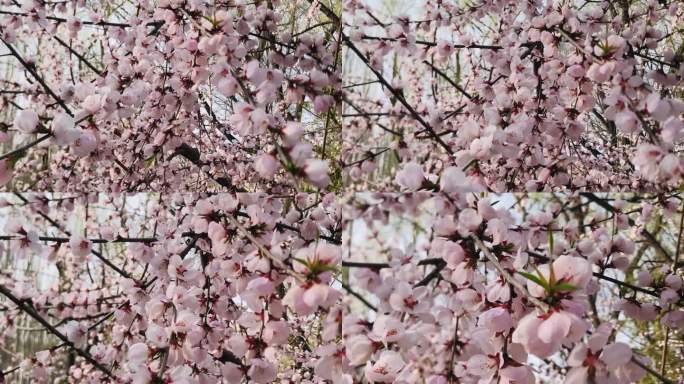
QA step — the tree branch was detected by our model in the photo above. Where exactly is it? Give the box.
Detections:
[0,284,115,379]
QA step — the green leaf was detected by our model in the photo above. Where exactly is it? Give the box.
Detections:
[531,264,549,288]
[554,282,577,292]
[292,257,310,268]
[518,271,548,290]
[201,15,218,28]
[293,257,337,275]
[283,159,299,175]
[315,263,338,273]
[143,154,157,168]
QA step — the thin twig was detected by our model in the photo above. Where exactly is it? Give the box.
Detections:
[0,284,115,379]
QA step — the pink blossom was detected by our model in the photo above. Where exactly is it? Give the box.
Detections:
[304,159,330,188]
[220,363,244,382]
[65,16,82,34]
[248,358,277,383]
[283,283,339,315]
[51,113,80,146]
[82,94,102,114]
[347,335,373,365]
[146,323,169,348]
[480,307,514,333]
[246,276,276,297]
[313,345,343,380]
[127,343,149,367]
[458,208,482,233]
[64,321,87,347]
[71,131,97,157]
[646,93,672,122]
[13,110,40,133]
[263,320,290,345]
[371,315,405,343]
[614,110,639,134]
[440,166,471,194]
[167,254,200,283]
[255,154,279,178]
[313,95,335,113]
[512,312,558,358]
[389,282,429,313]
[436,40,453,61]
[68,234,91,260]
[633,144,666,181]
[395,162,424,190]
[538,311,572,343]
[552,255,592,289]
[217,75,238,97]
[564,365,589,384]
[282,122,304,146]
[303,283,337,309]
[500,365,534,384]
[364,351,404,383]
[599,342,632,369]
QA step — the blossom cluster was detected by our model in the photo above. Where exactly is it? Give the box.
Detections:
[0,0,340,192]
[340,192,684,383]
[342,0,684,191]
[1,0,684,383]
[0,193,342,383]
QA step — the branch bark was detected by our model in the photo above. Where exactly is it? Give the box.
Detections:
[0,284,115,379]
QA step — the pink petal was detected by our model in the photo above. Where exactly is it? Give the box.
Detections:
[538,311,571,343]
[599,342,632,369]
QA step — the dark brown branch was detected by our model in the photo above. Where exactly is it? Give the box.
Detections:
[171,143,244,192]
[343,33,452,154]
[0,10,162,28]
[0,37,73,115]
[360,35,503,50]
[581,193,672,261]
[0,134,51,161]
[0,284,115,379]
[423,60,474,100]
[345,254,661,297]
[12,193,134,281]
[51,35,104,76]
[338,280,377,312]
[0,235,158,243]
